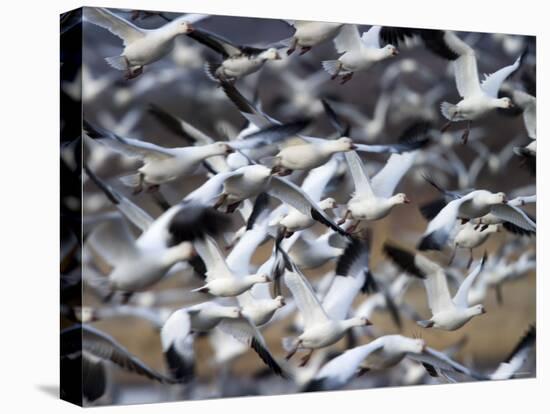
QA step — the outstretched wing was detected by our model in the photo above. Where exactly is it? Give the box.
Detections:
[85,7,145,46]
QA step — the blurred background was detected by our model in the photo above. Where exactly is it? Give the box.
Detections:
[64,7,536,406]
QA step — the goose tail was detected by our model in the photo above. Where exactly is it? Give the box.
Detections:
[440,101,458,121]
[105,56,126,71]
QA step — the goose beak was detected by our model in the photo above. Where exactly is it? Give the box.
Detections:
[350,143,358,150]
[364,318,373,326]
[275,53,282,60]
[422,344,427,352]
[280,297,286,306]
[226,146,235,154]
[392,49,399,56]
[404,196,411,204]
[481,307,487,314]
[508,101,515,108]
[186,24,194,33]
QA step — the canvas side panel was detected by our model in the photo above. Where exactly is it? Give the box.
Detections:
[60,7,83,407]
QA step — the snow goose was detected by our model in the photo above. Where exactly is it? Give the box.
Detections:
[473,195,536,236]
[339,149,417,231]
[225,215,286,326]
[84,167,194,298]
[450,222,500,267]
[284,20,344,55]
[191,234,270,297]
[384,243,486,330]
[418,184,535,250]
[305,334,485,391]
[278,243,371,366]
[490,325,536,380]
[161,302,284,379]
[514,140,536,176]
[187,28,282,81]
[84,119,233,192]
[84,7,203,79]
[220,80,427,167]
[197,163,350,237]
[322,25,398,84]
[272,158,339,237]
[379,27,521,142]
[438,38,522,143]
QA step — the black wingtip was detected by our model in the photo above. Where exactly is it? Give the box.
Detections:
[250,337,285,378]
[246,193,270,230]
[335,236,369,277]
[164,344,195,383]
[417,232,444,251]
[383,243,426,278]
[419,198,447,221]
[504,325,536,363]
[83,164,120,205]
[168,204,232,245]
[361,270,379,294]
[303,378,327,393]
[310,207,351,239]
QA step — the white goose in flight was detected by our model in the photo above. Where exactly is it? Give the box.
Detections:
[84,7,204,79]
[339,150,415,232]
[322,25,398,84]
[384,243,487,330]
[191,234,270,297]
[279,242,371,366]
[284,20,344,55]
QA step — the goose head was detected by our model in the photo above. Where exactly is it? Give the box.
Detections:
[275,295,286,309]
[169,17,194,35]
[261,48,282,61]
[328,137,356,153]
[249,273,271,285]
[494,96,514,109]
[319,197,337,210]
[212,142,235,155]
[345,316,373,329]
[391,193,411,205]
[468,304,486,317]
[383,44,399,57]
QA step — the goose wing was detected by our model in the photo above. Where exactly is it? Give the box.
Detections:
[269,176,349,237]
[360,25,382,48]
[334,24,363,53]
[160,309,195,382]
[453,253,486,308]
[85,7,145,46]
[218,316,284,376]
[407,346,487,380]
[308,341,385,390]
[87,218,138,266]
[84,165,154,232]
[449,33,481,98]
[283,267,330,330]
[481,53,524,98]
[418,192,477,251]
[82,325,180,383]
[187,28,242,57]
[344,150,374,197]
[491,325,536,380]
[371,151,417,198]
[490,203,536,232]
[193,235,234,282]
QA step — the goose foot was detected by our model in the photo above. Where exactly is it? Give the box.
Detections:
[213,193,228,210]
[340,73,353,84]
[337,210,350,225]
[440,120,453,133]
[299,350,314,367]
[285,343,300,361]
[299,46,312,55]
[132,173,144,195]
[461,122,471,144]
[226,201,241,214]
[356,367,370,377]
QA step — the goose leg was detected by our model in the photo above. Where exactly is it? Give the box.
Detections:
[348,220,360,234]
[287,38,297,55]
[299,46,312,55]
[340,72,354,84]
[331,61,343,80]
[226,201,241,213]
[448,246,457,266]
[467,248,473,269]
[285,341,301,361]
[461,121,472,144]
[440,114,457,133]
[299,349,314,367]
[132,173,144,195]
[213,193,228,210]
[337,210,351,225]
